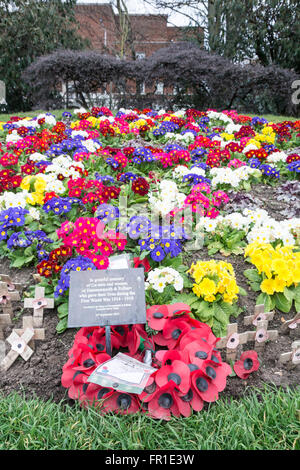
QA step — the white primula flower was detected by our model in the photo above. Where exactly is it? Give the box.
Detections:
[267,151,287,163]
[29,152,48,162]
[146,267,184,293]
[71,130,89,138]
[242,143,259,153]
[6,130,22,143]
[28,207,40,220]
[0,191,27,209]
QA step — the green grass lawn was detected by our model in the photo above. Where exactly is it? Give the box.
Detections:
[0,385,299,450]
[0,110,299,123]
[0,109,67,122]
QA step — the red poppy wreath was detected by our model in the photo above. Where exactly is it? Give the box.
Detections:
[61,303,233,420]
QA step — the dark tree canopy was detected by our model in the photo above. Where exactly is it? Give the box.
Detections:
[23,43,299,116]
[143,42,299,115]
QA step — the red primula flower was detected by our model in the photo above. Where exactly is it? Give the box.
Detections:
[233,350,260,379]
[132,177,150,196]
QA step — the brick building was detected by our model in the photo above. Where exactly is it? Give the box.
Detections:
[61,2,203,108]
[74,2,202,59]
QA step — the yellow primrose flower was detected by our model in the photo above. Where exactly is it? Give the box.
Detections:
[248,138,261,148]
[220,133,234,141]
[26,192,44,206]
[260,278,276,295]
[189,260,239,305]
[34,179,46,194]
[20,175,32,191]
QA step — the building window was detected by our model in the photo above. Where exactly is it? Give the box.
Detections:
[137,81,146,95]
[155,82,164,95]
[136,52,146,60]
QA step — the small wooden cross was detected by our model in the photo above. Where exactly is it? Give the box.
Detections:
[24,286,54,327]
[14,316,45,349]
[0,281,20,317]
[217,323,250,361]
[246,319,279,353]
[244,304,274,327]
[279,340,300,370]
[217,320,279,360]
[0,313,11,340]
[0,328,34,371]
[280,312,300,334]
[0,274,22,292]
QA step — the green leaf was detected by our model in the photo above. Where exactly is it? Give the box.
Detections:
[212,318,227,337]
[174,293,199,306]
[57,302,69,319]
[214,303,229,325]
[256,292,272,312]
[243,269,261,283]
[56,317,68,334]
[273,292,292,313]
[283,287,294,303]
[249,281,262,292]
[238,287,247,296]
[11,257,27,268]
[196,306,214,322]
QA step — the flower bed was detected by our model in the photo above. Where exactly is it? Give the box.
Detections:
[0,107,299,418]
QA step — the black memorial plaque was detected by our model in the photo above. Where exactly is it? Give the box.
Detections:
[68,268,146,327]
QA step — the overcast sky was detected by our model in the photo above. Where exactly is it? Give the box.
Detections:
[76,0,199,26]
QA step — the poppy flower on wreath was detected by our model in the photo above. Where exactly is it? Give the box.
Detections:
[100,392,140,415]
[61,303,236,420]
[155,359,191,394]
[66,371,90,401]
[181,338,214,368]
[141,382,181,420]
[191,369,219,403]
[233,350,260,379]
[154,315,193,349]
[84,383,115,408]
[147,304,171,331]
[147,303,192,333]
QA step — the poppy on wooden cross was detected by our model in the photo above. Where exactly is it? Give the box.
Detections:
[0,328,34,371]
[0,274,22,293]
[280,312,300,334]
[217,319,279,360]
[243,304,274,327]
[23,286,54,327]
[217,323,249,362]
[279,340,300,370]
[241,319,278,354]
[0,281,20,317]
[14,316,45,349]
